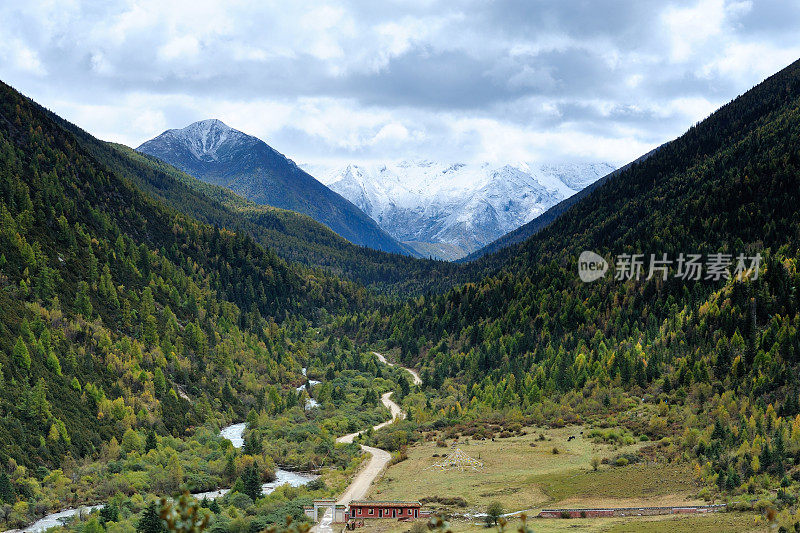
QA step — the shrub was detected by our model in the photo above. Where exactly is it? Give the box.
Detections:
[228,492,254,509]
[307,478,326,491]
[486,502,504,526]
[552,447,560,454]
[420,496,468,508]
[753,499,772,513]
[614,457,629,467]
[389,447,408,466]
[726,500,752,512]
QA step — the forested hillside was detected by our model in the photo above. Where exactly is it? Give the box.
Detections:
[0,78,431,532]
[374,57,800,386]
[0,78,373,469]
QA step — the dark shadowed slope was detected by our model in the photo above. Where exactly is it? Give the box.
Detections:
[137,120,417,256]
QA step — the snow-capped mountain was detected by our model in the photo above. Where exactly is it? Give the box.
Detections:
[306,160,615,260]
[136,120,415,256]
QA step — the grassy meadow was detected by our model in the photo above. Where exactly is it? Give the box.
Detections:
[369,425,701,512]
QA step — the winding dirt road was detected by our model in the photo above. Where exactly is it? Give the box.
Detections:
[313,353,419,532]
[373,351,422,385]
[334,392,398,504]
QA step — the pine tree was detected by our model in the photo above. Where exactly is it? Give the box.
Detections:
[224,453,236,482]
[45,351,62,375]
[244,434,262,455]
[242,463,262,501]
[137,502,165,533]
[398,376,410,397]
[143,315,159,348]
[760,443,773,472]
[12,336,31,372]
[26,378,52,423]
[145,429,157,452]
[74,281,92,317]
[99,503,119,524]
[0,472,14,503]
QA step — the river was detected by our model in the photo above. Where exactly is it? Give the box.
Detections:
[195,421,318,501]
[15,422,316,533]
[17,358,411,533]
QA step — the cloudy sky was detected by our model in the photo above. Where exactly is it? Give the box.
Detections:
[1,0,799,167]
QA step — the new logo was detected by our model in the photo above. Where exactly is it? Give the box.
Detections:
[578,251,608,282]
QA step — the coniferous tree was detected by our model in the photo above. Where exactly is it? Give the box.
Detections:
[99,503,119,525]
[12,336,31,372]
[145,430,157,452]
[0,472,14,503]
[224,453,236,482]
[74,281,92,317]
[242,463,262,502]
[137,502,165,533]
[398,375,410,397]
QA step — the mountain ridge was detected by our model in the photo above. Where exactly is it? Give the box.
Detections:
[137,120,417,256]
[310,160,613,259]
[461,147,662,261]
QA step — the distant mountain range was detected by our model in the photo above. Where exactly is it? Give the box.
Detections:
[461,149,661,261]
[308,161,614,260]
[137,120,415,256]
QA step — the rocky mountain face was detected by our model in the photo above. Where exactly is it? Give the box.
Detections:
[137,120,415,256]
[309,160,614,260]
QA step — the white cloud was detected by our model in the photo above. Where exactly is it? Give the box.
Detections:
[704,41,800,82]
[158,35,201,62]
[0,0,798,169]
[372,123,410,144]
[0,38,46,76]
[662,0,728,62]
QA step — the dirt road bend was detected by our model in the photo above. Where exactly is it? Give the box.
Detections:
[312,357,421,532]
[373,351,422,385]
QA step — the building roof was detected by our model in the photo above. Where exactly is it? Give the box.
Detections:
[349,500,422,508]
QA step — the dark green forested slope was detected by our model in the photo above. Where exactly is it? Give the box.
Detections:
[0,78,372,470]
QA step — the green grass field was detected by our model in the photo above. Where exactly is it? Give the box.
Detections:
[370,425,701,513]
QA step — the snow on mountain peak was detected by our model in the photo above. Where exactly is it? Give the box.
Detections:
[166,119,245,162]
[305,159,615,259]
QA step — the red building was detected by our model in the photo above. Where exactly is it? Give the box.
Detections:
[347,500,422,520]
